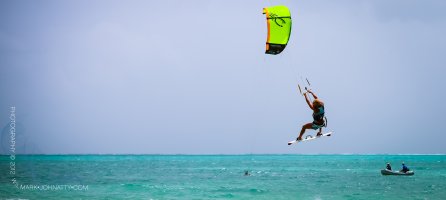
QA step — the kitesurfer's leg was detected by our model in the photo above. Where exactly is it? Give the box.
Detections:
[316,128,322,136]
[297,123,313,140]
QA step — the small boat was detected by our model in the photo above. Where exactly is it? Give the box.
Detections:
[381,169,414,176]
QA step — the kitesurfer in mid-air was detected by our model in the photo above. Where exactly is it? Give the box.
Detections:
[291,90,325,143]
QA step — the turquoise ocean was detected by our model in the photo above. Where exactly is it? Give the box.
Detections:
[1,155,445,199]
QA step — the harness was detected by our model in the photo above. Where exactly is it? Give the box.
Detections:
[312,106,327,128]
[313,106,325,122]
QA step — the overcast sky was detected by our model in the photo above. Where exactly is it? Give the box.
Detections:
[1,0,445,154]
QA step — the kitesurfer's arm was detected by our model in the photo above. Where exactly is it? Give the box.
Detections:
[304,92,313,109]
[308,90,318,99]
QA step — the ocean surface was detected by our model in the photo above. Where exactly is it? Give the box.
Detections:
[1,155,445,199]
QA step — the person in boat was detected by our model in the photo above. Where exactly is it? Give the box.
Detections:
[386,163,392,170]
[400,163,410,173]
[292,90,325,142]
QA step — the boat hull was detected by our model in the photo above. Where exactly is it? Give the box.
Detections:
[381,169,414,176]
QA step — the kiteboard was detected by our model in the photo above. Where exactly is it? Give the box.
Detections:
[287,131,333,145]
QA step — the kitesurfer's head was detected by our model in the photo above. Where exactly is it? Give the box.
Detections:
[313,99,324,108]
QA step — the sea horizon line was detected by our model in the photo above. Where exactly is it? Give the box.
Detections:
[1,153,445,156]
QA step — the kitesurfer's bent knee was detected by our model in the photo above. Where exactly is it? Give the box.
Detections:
[297,123,313,140]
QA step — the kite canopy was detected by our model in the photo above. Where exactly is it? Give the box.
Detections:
[263,5,292,55]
